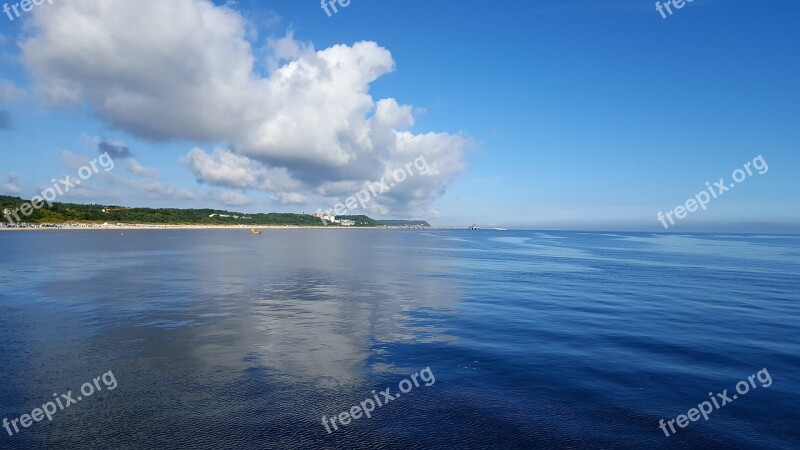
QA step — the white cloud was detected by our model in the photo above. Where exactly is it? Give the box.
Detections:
[1,173,22,195]
[125,159,159,178]
[22,0,253,137]
[20,0,468,217]
[59,149,90,170]
[265,28,310,72]
[181,147,301,193]
[0,80,24,101]
[275,192,307,205]
[92,172,198,201]
[182,147,261,189]
[115,177,198,200]
[212,190,251,206]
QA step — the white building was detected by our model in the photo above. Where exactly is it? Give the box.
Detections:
[313,212,337,223]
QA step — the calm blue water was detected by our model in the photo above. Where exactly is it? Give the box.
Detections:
[0,230,798,449]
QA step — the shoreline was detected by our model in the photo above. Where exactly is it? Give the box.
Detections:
[0,224,463,231]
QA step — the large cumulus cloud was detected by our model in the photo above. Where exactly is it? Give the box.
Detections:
[20,0,467,216]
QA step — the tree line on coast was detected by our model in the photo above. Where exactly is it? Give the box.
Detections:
[0,195,430,227]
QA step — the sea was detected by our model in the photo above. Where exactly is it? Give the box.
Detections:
[0,230,798,449]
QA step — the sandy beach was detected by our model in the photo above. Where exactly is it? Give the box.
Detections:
[0,224,444,231]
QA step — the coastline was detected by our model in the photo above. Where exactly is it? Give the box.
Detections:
[0,224,463,231]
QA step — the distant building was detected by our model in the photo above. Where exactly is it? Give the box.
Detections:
[313,212,337,224]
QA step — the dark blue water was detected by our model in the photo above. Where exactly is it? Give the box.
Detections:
[0,230,798,449]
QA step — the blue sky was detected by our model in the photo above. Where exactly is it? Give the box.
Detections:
[0,0,798,231]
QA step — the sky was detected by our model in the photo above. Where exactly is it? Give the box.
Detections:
[0,0,798,231]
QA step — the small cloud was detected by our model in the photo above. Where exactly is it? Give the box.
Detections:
[262,10,282,30]
[182,147,258,189]
[265,28,312,72]
[104,174,198,201]
[137,180,196,200]
[124,159,159,178]
[0,80,24,101]
[1,173,22,195]
[275,192,307,205]
[212,190,251,206]
[97,139,134,159]
[181,147,302,193]
[59,150,91,170]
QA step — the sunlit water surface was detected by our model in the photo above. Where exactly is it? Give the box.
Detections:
[1,230,798,449]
